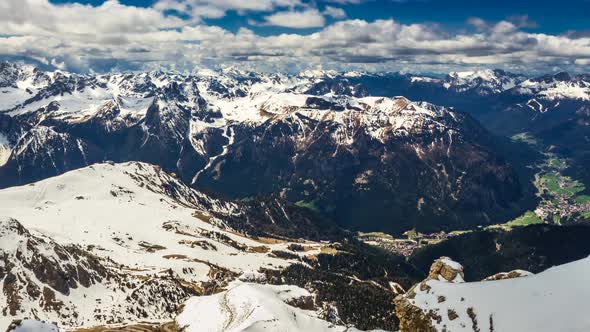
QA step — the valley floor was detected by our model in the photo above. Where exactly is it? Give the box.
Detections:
[505,132,590,226]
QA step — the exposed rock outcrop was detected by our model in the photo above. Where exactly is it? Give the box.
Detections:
[395,257,464,332]
[483,269,532,281]
[0,217,199,327]
[426,257,465,283]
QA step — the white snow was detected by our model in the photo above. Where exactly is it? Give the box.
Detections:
[450,70,497,81]
[410,256,590,332]
[0,87,33,111]
[0,64,51,111]
[2,65,463,153]
[197,89,458,145]
[342,71,364,78]
[0,162,323,330]
[191,126,234,184]
[6,83,156,121]
[517,78,590,101]
[445,69,522,93]
[9,320,58,332]
[177,283,362,332]
[0,162,299,276]
[117,95,154,116]
[410,76,439,83]
[439,257,464,272]
[0,132,11,166]
[298,69,338,79]
[538,83,590,101]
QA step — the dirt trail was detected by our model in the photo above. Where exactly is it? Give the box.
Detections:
[220,290,235,330]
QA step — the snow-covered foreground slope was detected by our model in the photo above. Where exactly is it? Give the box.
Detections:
[7,320,59,332]
[397,256,590,332]
[0,162,324,330]
[0,162,302,277]
[177,283,367,332]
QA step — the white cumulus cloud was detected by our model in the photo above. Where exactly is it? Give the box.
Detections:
[323,6,347,19]
[262,9,327,28]
[0,1,589,74]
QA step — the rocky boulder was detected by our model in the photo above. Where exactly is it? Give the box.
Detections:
[394,257,464,332]
[483,269,532,281]
[426,257,465,283]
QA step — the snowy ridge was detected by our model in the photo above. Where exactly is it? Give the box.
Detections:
[177,283,366,332]
[445,69,524,93]
[0,62,52,110]
[6,320,59,332]
[201,91,463,144]
[0,214,210,329]
[402,256,590,332]
[0,62,470,172]
[3,62,584,151]
[515,73,590,101]
[405,69,527,95]
[0,162,325,330]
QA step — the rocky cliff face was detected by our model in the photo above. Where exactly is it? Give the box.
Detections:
[0,217,199,327]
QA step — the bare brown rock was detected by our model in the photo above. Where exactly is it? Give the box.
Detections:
[394,257,464,331]
[483,270,532,281]
[427,257,464,282]
[394,294,437,332]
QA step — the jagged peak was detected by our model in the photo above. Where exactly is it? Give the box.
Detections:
[448,68,498,80]
[297,69,340,79]
[527,71,572,83]
[516,71,590,100]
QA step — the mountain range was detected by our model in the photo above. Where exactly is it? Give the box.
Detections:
[0,62,566,234]
[1,61,590,331]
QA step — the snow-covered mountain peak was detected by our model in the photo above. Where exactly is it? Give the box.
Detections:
[298,69,339,79]
[0,62,50,89]
[0,62,54,110]
[448,69,499,81]
[514,72,590,101]
[444,69,525,94]
[0,61,532,240]
[201,90,462,141]
[218,65,257,78]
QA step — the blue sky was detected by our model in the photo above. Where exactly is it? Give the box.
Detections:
[2,0,590,73]
[48,0,590,35]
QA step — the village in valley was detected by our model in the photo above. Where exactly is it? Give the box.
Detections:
[511,133,590,226]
